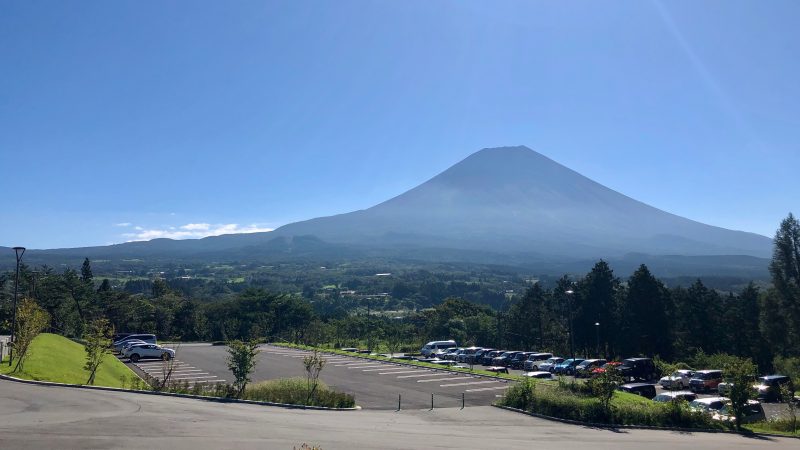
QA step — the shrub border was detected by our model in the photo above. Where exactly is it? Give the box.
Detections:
[493,404,799,439]
[0,373,360,411]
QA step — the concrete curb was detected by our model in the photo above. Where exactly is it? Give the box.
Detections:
[270,343,515,384]
[493,404,799,439]
[0,374,361,411]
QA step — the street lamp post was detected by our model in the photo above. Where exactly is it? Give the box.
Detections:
[9,246,25,366]
[595,322,600,358]
[565,289,575,360]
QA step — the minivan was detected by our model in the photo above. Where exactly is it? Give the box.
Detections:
[420,340,457,357]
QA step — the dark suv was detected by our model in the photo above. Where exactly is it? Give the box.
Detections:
[510,352,533,370]
[754,375,794,402]
[618,358,657,382]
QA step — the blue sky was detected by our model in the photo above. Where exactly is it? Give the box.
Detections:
[1,1,798,249]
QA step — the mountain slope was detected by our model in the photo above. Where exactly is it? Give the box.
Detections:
[272,146,771,257]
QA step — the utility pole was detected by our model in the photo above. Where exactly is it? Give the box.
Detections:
[9,247,26,366]
[565,289,575,360]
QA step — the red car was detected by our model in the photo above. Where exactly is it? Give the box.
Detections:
[591,361,622,377]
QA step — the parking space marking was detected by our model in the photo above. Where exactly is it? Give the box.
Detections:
[378,370,429,375]
[416,376,475,383]
[346,364,387,369]
[397,373,455,378]
[362,367,415,372]
[465,386,510,392]
[438,380,500,387]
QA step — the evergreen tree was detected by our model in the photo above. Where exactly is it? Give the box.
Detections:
[617,265,671,359]
[80,258,93,284]
[576,260,619,358]
[770,213,800,352]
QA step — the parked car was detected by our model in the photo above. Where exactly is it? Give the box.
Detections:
[459,347,483,363]
[717,381,737,396]
[591,361,622,377]
[753,375,795,402]
[510,352,533,370]
[538,357,564,373]
[553,358,585,376]
[618,383,657,399]
[125,344,175,363]
[713,400,766,424]
[690,370,723,393]
[472,348,493,365]
[493,351,521,367]
[112,334,156,353]
[523,353,553,371]
[618,358,657,382]
[442,348,461,360]
[574,359,606,378]
[452,348,467,362]
[523,371,554,380]
[653,391,698,403]
[420,340,457,357]
[482,350,505,366]
[118,339,149,355]
[659,369,694,390]
[689,396,729,414]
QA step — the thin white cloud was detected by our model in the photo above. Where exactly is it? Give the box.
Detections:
[123,223,274,241]
[114,222,132,227]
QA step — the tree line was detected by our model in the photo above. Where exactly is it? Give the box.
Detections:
[1,213,799,373]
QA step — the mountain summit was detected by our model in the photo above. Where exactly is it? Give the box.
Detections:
[273,146,771,258]
[20,146,772,273]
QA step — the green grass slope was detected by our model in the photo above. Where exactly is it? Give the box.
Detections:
[0,333,134,388]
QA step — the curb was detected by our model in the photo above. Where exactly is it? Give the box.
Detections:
[492,404,799,439]
[270,343,515,384]
[0,374,361,411]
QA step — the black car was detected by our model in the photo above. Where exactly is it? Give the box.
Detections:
[473,348,494,365]
[754,375,795,402]
[482,350,505,365]
[510,352,533,370]
[618,358,657,382]
[493,351,520,367]
[618,383,657,399]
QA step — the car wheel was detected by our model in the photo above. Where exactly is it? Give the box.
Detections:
[130,354,140,363]
[162,353,171,361]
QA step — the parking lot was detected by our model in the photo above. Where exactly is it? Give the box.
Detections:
[124,344,513,410]
[120,344,792,418]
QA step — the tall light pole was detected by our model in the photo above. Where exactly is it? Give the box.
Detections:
[565,289,575,360]
[595,322,600,358]
[9,246,25,366]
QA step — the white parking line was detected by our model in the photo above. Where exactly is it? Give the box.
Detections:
[362,367,413,372]
[378,370,428,375]
[169,375,220,380]
[438,380,500,387]
[416,377,474,383]
[397,373,452,378]
[346,364,386,369]
[465,386,511,392]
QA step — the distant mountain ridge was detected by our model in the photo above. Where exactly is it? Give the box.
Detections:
[8,146,773,276]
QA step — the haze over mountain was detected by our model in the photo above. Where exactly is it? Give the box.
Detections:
[13,146,773,275]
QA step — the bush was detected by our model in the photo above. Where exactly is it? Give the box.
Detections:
[500,380,721,429]
[244,378,355,408]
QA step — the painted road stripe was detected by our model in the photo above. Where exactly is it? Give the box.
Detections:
[362,367,412,372]
[465,386,510,392]
[347,364,386,369]
[438,380,500,387]
[397,373,453,378]
[378,370,428,375]
[169,375,220,380]
[416,377,474,383]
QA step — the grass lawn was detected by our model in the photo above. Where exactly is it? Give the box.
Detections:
[0,333,135,388]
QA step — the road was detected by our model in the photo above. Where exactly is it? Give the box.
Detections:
[0,380,793,449]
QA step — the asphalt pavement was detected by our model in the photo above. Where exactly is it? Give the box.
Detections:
[140,344,512,409]
[0,379,794,450]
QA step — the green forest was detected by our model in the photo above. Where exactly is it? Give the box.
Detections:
[2,214,799,375]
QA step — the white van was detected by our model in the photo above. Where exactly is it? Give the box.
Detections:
[420,340,457,357]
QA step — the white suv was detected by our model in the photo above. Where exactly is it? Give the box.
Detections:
[125,344,175,363]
